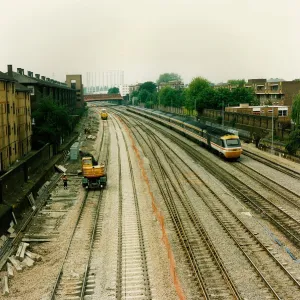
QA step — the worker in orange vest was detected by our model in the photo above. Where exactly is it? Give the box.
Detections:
[62,173,68,189]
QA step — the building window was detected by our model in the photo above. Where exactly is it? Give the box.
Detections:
[13,102,15,114]
[14,123,16,135]
[27,86,35,95]
[7,103,10,114]
[278,110,288,116]
[271,85,278,91]
[8,124,11,135]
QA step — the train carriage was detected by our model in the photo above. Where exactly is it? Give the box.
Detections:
[127,107,242,160]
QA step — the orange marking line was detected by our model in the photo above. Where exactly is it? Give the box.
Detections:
[117,115,186,300]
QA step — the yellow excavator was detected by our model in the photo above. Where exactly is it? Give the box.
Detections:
[81,157,107,189]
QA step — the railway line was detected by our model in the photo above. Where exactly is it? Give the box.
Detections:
[114,108,300,299]
[122,108,300,247]
[49,113,110,299]
[110,114,152,300]
[114,110,242,298]
[235,162,300,211]
[242,149,300,180]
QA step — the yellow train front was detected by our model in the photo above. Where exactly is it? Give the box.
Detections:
[209,132,242,159]
[100,109,108,120]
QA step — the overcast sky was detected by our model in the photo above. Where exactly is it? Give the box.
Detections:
[1,0,300,86]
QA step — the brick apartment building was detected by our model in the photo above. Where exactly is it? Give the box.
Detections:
[0,65,82,173]
[0,70,31,173]
[157,80,184,91]
[215,79,300,107]
[8,66,77,112]
[65,74,84,108]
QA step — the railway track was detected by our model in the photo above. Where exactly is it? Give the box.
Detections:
[115,108,300,299]
[115,112,241,299]
[235,162,300,211]
[124,110,300,247]
[110,114,152,300]
[49,112,110,299]
[242,149,300,180]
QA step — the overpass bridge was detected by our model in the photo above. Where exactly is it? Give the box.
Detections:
[84,93,123,105]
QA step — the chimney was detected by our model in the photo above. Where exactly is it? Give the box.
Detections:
[21,69,24,75]
[17,68,22,74]
[7,65,13,77]
[41,76,45,80]
[46,78,50,81]
[27,71,31,76]
[35,74,40,79]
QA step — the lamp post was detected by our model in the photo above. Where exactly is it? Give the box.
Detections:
[271,106,274,154]
[222,100,225,128]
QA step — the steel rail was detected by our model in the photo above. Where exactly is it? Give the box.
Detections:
[242,149,300,180]
[116,108,300,299]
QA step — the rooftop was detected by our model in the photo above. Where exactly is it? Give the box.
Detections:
[0,71,15,82]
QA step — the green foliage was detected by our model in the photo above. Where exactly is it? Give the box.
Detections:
[139,81,157,93]
[291,93,300,126]
[184,76,257,113]
[139,89,152,103]
[32,96,73,148]
[227,79,246,86]
[185,77,211,111]
[216,116,222,124]
[231,87,257,106]
[108,87,120,94]
[285,127,300,154]
[157,73,182,85]
[158,86,184,108]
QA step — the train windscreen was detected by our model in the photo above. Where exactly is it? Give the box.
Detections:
[225,139,241,147]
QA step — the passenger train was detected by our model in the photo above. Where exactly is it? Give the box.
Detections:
[127,107,242,160]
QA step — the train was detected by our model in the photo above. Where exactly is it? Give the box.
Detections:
[127,107,242,160]
[101,108,108,120]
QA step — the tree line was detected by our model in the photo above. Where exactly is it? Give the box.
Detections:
[130,74,259,112]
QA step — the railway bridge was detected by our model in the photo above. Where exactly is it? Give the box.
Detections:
[84,93,123,105]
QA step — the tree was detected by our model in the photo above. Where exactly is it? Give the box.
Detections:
[185,77,211,111]
[231,87,257,106]
[108,87,120,94]
[32,96,72,149]
[227,79,246,86]
[291,93,300,126]
[286,129,300,154]
[139,89,152,103]
[158,87,179,107]
[139,81,157,93]
[157,73,182,85]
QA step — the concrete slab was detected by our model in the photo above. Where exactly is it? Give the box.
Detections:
[0,235,7,242]
[7,227,15,234]
[22,238,54,242]
[8,256,23,272]
[22,256,34,268]
[20,242,29,261]
[2,275,9,296]
[7,262,14,278]
[55,165,67,173]
[25,250,42,261]
[16,243,23,260]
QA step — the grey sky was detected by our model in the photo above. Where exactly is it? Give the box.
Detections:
[1,0,299,85]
